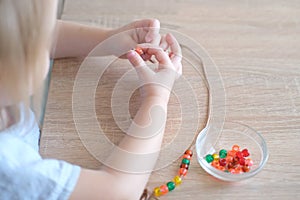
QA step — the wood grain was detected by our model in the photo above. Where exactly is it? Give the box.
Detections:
[40,0,300,199]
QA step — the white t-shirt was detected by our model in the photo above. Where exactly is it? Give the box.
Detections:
[0,104,81,200]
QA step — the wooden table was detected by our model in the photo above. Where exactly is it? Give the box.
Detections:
[40,0,300,199]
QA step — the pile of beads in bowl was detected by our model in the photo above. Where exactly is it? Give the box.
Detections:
[152,149,193,198]
[204,145,253,174]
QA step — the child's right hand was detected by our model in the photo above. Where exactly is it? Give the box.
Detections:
[127,33,182,104]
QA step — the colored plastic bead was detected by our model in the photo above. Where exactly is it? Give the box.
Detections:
[185,149,193,157]
[226,155,233,163]
[232,144,240,152]
[245,158,253,166]
[211,160,219,167]
[182,154,191,160]
[135,47,144,55]
[160,185,169,195]
[242,166,250,172]
[219,158,226,166]
[236,151,243,159]
[154,187,161,197]
[182,158,190,165]
[180,163,189,170]
[233,167,243,174]
[205,154,214,163]
[239,157,246,166]
[219,149,227,158]
[216,165,225,171]
[173,175,182,186]
[242,148,250,157]
[212,153,219,160]
[151,150,193,198]
[179,168,188,176]
[227,150,236,157]
[167,181,176,191]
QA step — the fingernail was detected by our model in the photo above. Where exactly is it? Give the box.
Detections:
[127,50,135,57]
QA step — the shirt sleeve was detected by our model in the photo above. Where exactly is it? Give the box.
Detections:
[0,134,81,200]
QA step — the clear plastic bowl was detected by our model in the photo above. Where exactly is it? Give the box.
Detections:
[196,121,269,181]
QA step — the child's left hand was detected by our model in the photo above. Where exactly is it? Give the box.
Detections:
[108,19,161,59]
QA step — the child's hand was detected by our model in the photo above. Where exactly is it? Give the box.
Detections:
[109,19,161,59]
[127,33,182,104]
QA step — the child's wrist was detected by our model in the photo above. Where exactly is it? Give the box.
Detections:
[141,95,170,106]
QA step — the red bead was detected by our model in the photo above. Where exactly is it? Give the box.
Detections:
[236,151,243,159]
[182,154,191,160]
[179,168,188,176]
[241,148,250,157]
[239,157,246,166]
[185,150,193,157]
[160,184,169,195]
[219,158,226,166]
[180,163,189,170]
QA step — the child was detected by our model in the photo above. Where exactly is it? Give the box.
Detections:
[0,0,182,200]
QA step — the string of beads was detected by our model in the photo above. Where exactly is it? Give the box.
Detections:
[152,149,193,198]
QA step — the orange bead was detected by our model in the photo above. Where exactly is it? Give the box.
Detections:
[216,165,225,171]
[211,160,219,167]
[179,168,188,176]
[226,155,233,163]
[159,185,169,195]
[180,163,189,170]
[242,166,251,172]
[185,150,193,157]
[182,154,191,160]
[234,166,243,174]
[232,144,240,152]
[135,47,144,55]
[227,150,236,157]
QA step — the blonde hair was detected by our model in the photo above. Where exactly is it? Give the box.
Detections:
[0,0,57,129]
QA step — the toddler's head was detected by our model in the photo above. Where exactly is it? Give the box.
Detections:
[0,0,57,128]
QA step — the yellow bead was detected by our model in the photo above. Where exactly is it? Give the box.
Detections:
[212,153,219,160]
[154,187,161,197]
[173,175,182,186]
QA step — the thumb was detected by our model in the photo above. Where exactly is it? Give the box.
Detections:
[145,19,160,44]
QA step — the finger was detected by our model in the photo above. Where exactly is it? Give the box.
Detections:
[127,50,154,79]
[159,35,169,51]
[146,47,173,67]
[144,19,160,44]
[166,33,182,64]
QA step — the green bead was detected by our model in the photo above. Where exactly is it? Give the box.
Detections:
[219,149,227,158]
[182,158,190,165]
[205,154,214,163]
[167,181,176,191]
